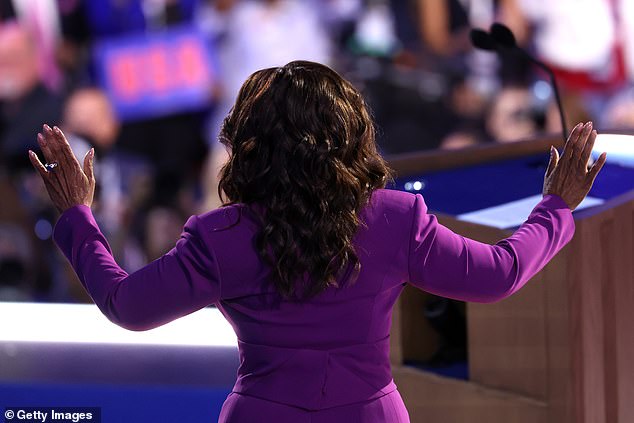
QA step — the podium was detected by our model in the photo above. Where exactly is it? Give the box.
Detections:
[387,137,634,423]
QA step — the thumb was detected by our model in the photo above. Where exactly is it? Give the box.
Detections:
[83,148,95,182]
[546,145,559,177]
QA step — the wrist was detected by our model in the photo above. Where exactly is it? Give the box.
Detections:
[543,193,573,210]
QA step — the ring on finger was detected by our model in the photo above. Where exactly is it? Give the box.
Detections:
[44,162,59,172]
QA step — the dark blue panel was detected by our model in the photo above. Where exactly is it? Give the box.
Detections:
[393,153,634,215]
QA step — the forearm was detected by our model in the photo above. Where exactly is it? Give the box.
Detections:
[491,194,574,299]
[409,194,575,303]
[54,205,140,328]
[53,206,221,330]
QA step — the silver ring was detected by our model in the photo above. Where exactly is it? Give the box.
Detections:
[44,162,58,171]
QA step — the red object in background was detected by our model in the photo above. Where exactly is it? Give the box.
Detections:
[146,46,171,95]
[545,42,627,93]
[95,26,217,121]
[109,54,140,101]
[178,39,208,87]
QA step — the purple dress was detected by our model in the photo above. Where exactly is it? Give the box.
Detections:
[53,189,575,422]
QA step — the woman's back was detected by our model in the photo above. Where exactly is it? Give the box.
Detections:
[194,187,574,412]
[203,189,413,410]
[208,189,413,348]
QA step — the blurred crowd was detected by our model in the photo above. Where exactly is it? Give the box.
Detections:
[2,0,634,302]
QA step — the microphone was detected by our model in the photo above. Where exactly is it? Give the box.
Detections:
[469,23,569,142]
[489,23,516,49]
[469,29,496,52]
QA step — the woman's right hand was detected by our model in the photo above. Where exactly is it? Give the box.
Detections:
[543,121,607,210]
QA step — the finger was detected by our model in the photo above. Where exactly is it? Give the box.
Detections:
[28,150,48,178]
[580,129,597,170]
[574,122,593,169]
[52,126,83,170]
[42,124,73,188]
[28,149,66,206]
[37,131,56,165]
[43,124,82,205]
[43,124,64,160]
[546,145,559,177]
[83,148,95,181]
[47,125,82,178]
[569,121,591,163]
[560,122,584,161]
[587,152,607,183]
[42,125,72,171]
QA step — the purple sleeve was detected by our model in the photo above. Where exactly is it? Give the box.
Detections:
[53,205,221,331]
[408,194,575,303]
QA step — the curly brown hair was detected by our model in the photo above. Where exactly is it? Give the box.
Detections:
[218,60,392,301]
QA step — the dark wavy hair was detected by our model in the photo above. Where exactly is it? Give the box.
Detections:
[218,60,392,301]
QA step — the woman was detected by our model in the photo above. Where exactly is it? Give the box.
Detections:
[29,61,605,422]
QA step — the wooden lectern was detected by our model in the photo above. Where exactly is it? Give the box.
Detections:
[387,137,634,423]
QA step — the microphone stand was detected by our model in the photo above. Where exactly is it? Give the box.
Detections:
[470,24,569,143]
[506,49,569,143]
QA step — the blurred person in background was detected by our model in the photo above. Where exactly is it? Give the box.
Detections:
[1,161,72,301]
[143,206,186,261]
[0,22,66,301]
[52,0,213,216]
[545,91,592,136]
[55,0,92,90]
[0,0,63,92]
[413,0,508,99]
[193,0,239,213]
[0,224,34,302]
[199,0,333,212]
[505,0,634,117]
[313,0,363,52]
[62,88,153,272]
[415,0,472,60]
[437,73,492,150]
[0,21,63,173]
[349,0,399,58]
[439,127,485,150]
[194,0,237,41]
[600,85,634,130]
[212,0,332,110]
[485,85,538,143]
[361,0,530,154]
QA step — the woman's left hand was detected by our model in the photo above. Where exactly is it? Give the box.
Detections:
[28,124,96,214]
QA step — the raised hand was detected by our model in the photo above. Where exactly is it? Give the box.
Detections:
[543,121,607,210]
[28,124,96,213]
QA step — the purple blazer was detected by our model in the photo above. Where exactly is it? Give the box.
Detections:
[53,189,575,410]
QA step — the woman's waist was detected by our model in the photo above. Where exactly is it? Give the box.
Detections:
[232,335,394,410]
[229,379,399,412]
